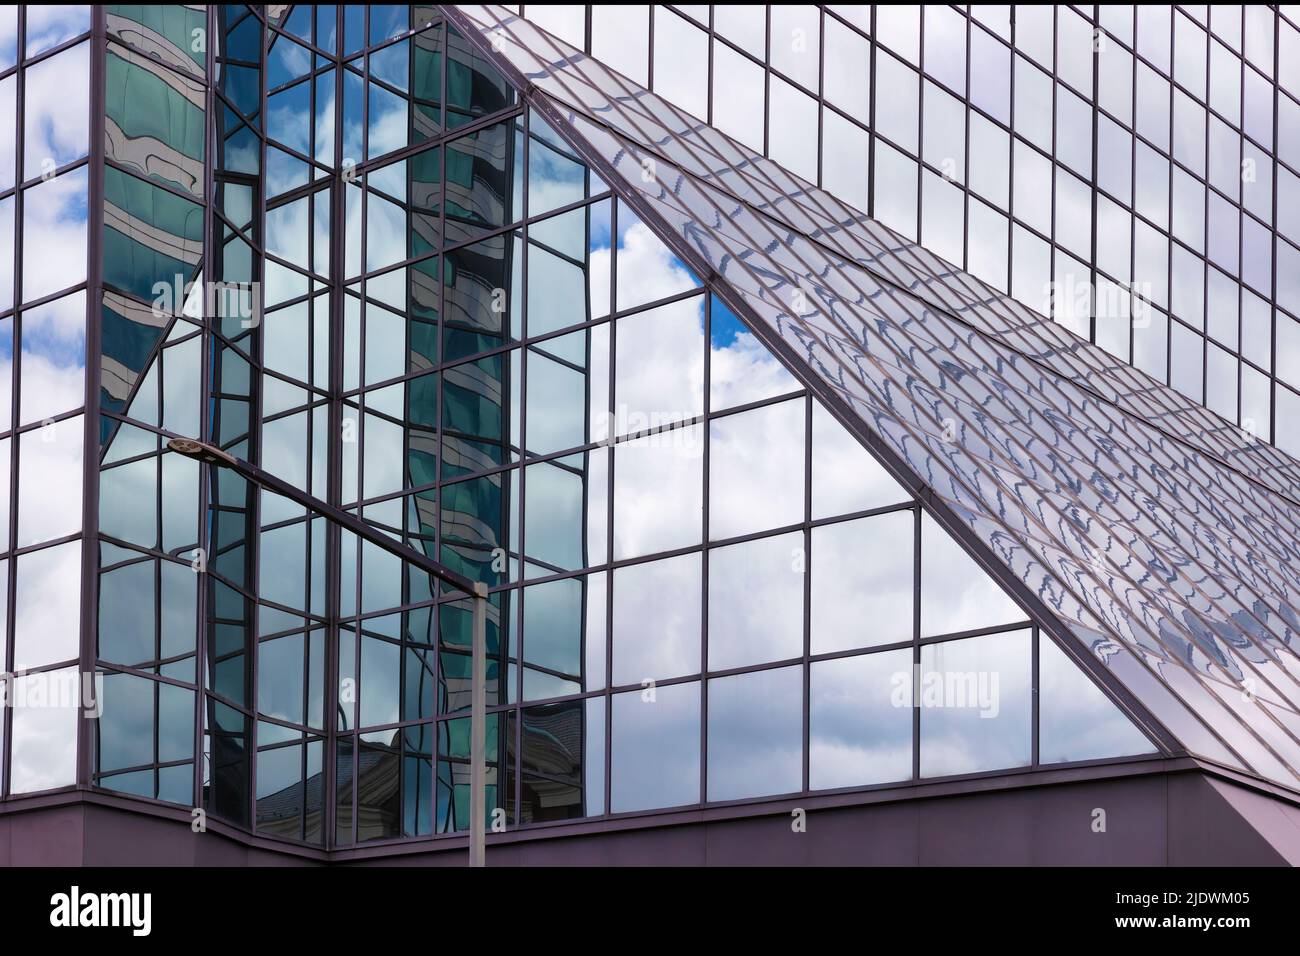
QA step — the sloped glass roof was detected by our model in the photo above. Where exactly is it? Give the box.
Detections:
[448,4,1300,790]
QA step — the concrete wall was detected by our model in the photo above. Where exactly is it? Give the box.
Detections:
[0,769,1293,866]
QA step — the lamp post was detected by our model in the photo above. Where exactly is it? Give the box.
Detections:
[167,437,490,867]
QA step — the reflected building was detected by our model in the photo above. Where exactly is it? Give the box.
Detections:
[1,4,1300,866]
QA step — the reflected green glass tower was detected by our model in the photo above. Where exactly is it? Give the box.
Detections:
[1,5,1300,867]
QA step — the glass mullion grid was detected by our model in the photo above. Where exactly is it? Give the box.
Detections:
[196,2,266,833]
[488,7,1268,504]
[253,5,335,846]
[1,7,98,799]
[334,5,449,847]
[87,1,1188,848]
[395,3,1289,801]
[546,0,1300,538]
[530,82,1289,764]
[560,6,1300,455]
[631,11,1289,494]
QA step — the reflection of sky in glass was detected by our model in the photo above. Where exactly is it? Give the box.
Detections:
[811,511,914,654]
[707,531,803,670]
[0,7,15,70]
[709,397,805,539]
[0,74,14,191]
[920,513,1026,638]
[23,40,89,179]
[17,413,83,549]
[10,665,79,793]
[0,196,13,313]
[708,666,802,801]
[23,4,90,58]
[811,649,914,790]
[19,290,86,425]
[21,166,88,304]
[611,681,699,813]
[14,537,82,670]
[612,553,701,684]
[1039,636,1156,764]
[920,629,1033,778]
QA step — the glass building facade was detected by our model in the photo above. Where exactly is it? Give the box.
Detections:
[519,4,1300,459]
[0,4,1298,865]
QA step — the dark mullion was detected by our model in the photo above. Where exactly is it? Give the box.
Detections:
[1087,4,1101,352]
[602,196,616,819]
[433,17,460,821]
[915,5,926,246]
[911,506,922,783]
[1006,8,1019,298]
[191,1,218,818]
[1270,8,1281,453]
[1126,5,1141,371]
[513,109,532,829]
[2,3,26,801]
[1031,626,1041,767]
[800,393,812,794]
[699,291,711,807]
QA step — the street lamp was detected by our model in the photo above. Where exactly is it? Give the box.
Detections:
[168,436,491,866]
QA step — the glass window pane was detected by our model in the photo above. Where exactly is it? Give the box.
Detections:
[707,666,802,801]
[19,290,86,425]
[810,648,913,789]
[23,40,90,180]
[10,666,80,793]
[651,8,707,120]
[612,425,703,559]
[611,680,700,812]
[919,629,1032,777]
[22,167,89,304]
[811,511,914,654]
[920,513,1023,637]
[612,553,701,684]
[708,530,803,670]
[14,539,82,670]
[709,295,799,412]
[25,6,90,58]
[1039,636,1156,764]
[18,414,84,546]
[811,402,909,519]
[708,398,805,540]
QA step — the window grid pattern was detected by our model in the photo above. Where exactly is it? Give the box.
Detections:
[0,4,93,799]
[0,3,1232,857]
[515,4,1300,460]
[93,1,211,810]
[455,2,1300,792]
